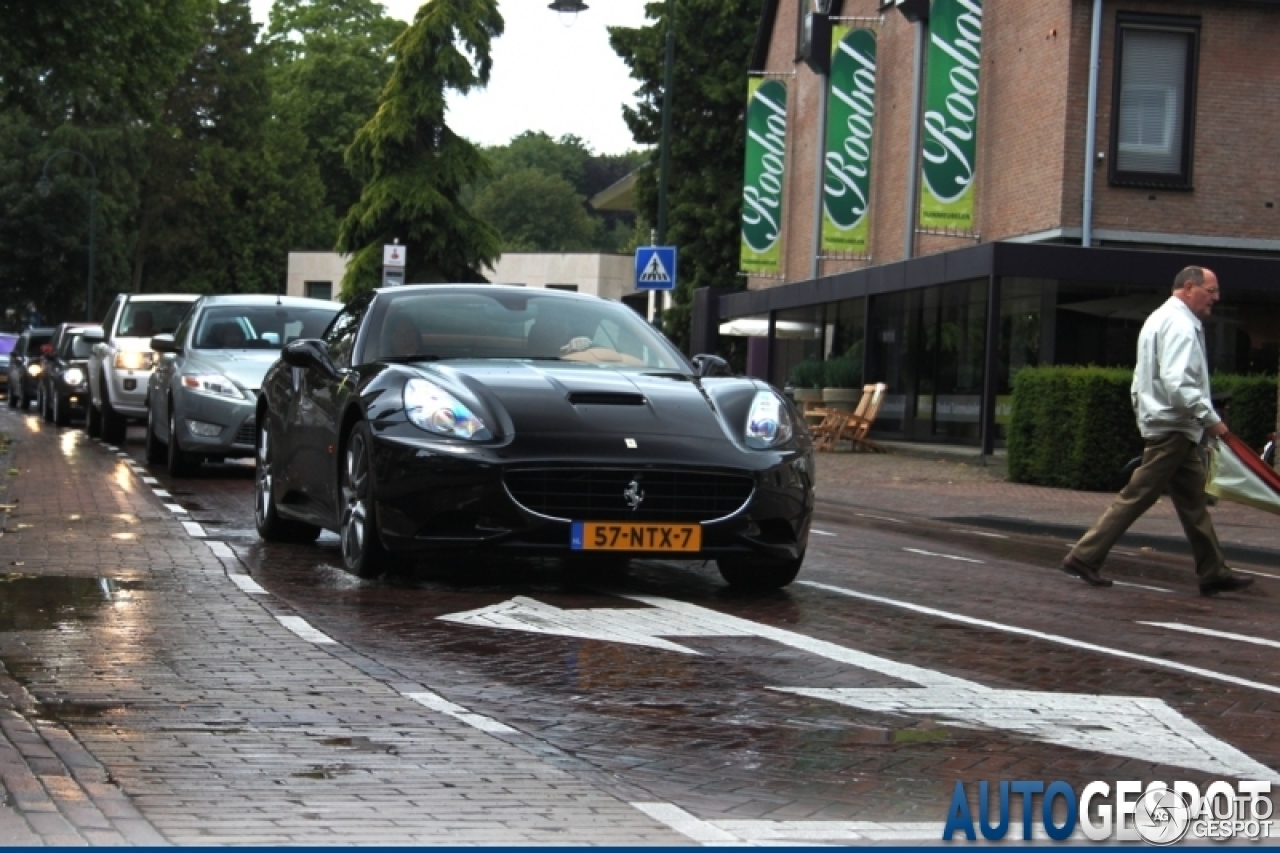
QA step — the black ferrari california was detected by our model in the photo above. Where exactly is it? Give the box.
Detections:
[254,285,815,588]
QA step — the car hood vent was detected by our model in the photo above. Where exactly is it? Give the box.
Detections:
[567,391,646,406]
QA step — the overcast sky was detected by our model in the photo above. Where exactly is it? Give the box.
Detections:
[248,0,651,155]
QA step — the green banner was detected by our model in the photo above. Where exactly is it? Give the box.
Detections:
[822,26,877,254]
[920,0,983,230]
[740,77,788,274]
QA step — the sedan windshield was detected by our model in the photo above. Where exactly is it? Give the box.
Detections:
[195,305,338,350]
[369,291,687,370]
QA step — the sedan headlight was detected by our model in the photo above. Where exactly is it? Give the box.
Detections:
[404,378,490,440]
[744,390,794,449]
[27,363,43,377]
[115,351,155,370]
[181,374,245,400]
[63,367,85,386]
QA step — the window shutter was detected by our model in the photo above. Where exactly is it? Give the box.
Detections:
[1116,28,1189,175]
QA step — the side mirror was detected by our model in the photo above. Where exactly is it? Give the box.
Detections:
[150,333,178,354]
[282,338,341,379]
[80,328,104,343]
[691,353,731,378]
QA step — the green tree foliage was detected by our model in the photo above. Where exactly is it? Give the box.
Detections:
[336,0,503,296]
[473,169,596,253]
[265,0,405,227]
[0,0,210,119]
[610,0,764,350]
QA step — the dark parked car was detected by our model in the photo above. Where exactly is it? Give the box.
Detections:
[37,323,102,426]
[254,285,815,588]
[7,327,55,410]
[0,333,18,398]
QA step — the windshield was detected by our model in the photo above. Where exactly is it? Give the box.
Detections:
[118,302,191,337]
[369,291,687,370]
[195,304,339,350]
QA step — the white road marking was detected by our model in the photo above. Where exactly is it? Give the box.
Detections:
[404,690,516,734]
[799,579,1280,698]
[440,594,1279,779]
[1140,622,1280,650]
[205,540,236,560]
[1232,567,1280,580]
[853,512,905,524]
[630,803,738,843]
[181,520,206,538]
[164,503,188,514]
[1113,580,1173,593]
[141,476,159,485]
[810,528,836,537]
[903,547,984,564]
[963,529,1008,539]
[227,574,267,594]
[275,615,335,644]
[152,488,171,499]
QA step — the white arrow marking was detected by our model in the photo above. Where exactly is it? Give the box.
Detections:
[440,595,1279,780]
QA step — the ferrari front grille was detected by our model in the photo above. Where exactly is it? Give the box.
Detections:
[503,467,755,522]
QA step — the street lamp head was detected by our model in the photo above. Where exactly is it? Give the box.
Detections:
[36,175,52,198]
[548,0,587,24]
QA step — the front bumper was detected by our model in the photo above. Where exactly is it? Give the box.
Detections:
[174,389,257,457]
[365,427,815,561]
[53,377,90,412]
[107,366,155,417]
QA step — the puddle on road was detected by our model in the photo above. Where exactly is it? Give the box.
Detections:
[0,574,142,632]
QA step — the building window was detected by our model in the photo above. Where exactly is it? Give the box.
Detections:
[546,284,578,292]
[305,281,332,300]
[1108,14,1199,189]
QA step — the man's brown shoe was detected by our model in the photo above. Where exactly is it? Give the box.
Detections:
[1060,555,1113,587]
[1199,575,1254,597]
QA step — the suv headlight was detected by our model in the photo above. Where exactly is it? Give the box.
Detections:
[404,378,490,440]
[63,367,85,386]
[744,390,793,449]
[181,374,245,400]
[115,351,155,370]
[27,363,43,377]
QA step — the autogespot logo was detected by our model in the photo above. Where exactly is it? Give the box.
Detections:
[942,779,1274,843]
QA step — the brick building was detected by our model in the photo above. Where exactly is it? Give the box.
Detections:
[695,0,1280,450]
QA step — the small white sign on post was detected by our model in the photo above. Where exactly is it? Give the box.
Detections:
[382,242,406,287]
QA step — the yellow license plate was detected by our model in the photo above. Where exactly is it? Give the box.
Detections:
[571,521,702,552]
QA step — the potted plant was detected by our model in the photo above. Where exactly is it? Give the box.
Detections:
[821,356,863,411]
[788,359,824,409]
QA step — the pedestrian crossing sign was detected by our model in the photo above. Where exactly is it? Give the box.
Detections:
[634,246,677,291]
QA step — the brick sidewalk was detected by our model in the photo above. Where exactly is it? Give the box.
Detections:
[0,411,685,845]
[811,445,1280,566]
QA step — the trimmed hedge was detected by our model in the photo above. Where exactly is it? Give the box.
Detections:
[1008,366,1277,491]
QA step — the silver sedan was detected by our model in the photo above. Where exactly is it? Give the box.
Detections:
[146,294,342,476]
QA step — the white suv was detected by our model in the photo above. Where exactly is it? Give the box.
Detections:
[85,293,199,444]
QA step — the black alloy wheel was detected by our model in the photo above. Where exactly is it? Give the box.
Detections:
[340,421,392,578]
[86,401,102,438]
[166,406,200,477]
[6,382,16,408]
[716,553,804,591]
[254,420,320,544]
[144,404,166,464]
[100,394,127,444]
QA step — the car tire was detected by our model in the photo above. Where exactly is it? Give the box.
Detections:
[716,553,804,591]
[340,421,392,578]
[39,385,52,422]
[166,407,200,477]
[53,392,70,427]
[86,401,102,438]
[101,394,127,445]
[254,420,321,544]
[6,381,15,408]
[144,405,166,464]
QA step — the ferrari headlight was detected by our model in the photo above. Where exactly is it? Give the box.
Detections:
[115,351,155,370]
[63,367,85,386]
[404,378,490,440]
[744,390,793,449]
[27,363,43,377]
[181,373,245,400]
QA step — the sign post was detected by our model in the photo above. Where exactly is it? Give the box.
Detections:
[382,242,406,287]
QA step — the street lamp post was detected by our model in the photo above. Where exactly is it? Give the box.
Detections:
[36,149,97,320]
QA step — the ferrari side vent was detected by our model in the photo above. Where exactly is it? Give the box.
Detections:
[503,467,754,522]
[567,392,646,406]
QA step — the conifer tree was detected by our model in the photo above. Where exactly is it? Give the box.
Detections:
[336,0,503,296]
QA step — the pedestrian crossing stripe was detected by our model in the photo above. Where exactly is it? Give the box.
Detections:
[639,253,671,283]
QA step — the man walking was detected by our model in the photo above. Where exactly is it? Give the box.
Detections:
[1060,265,1254,596]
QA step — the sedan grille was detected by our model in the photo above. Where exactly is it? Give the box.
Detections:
[503,467,754,522]
[235,419,256,446]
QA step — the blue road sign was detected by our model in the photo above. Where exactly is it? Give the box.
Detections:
[635,246,677,291]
